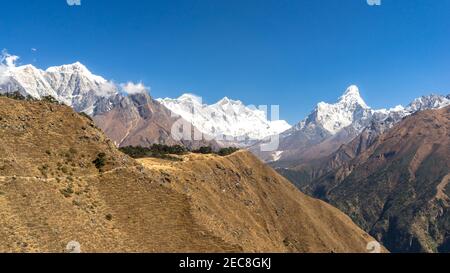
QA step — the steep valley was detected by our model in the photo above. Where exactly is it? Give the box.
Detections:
[294,106,450,252]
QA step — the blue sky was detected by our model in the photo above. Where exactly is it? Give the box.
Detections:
[1,0,449,124]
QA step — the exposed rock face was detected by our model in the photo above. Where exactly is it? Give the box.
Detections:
[262,88,449,195]
[0,60,216,149]
[277,117,399,190]
[297,106,450,253]
[0,97,383,253]
[251,85,373,164]
[0,61,118,115]
[93,92,217,149]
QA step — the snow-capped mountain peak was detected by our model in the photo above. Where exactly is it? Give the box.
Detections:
[1,63,58,99]
[46,62,107,83]
[257,86,449,163]
[406,94,450,112]
[46,61,87,72]
[217,96,230,105]
[298,85,371,134]
[1,57,120,115]
[214,97,245,111]
[297,87,450,136]
[43,61,119,113]
[338,85,369,109]
[157,94,291,143]
[176,93,203,104]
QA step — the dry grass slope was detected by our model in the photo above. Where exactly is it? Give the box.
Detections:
[0,97,237,252]
[0,97,382,253]
[139,152,382,253]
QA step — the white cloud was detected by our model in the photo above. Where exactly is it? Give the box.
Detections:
[96,81,118,97]
[179,93,203,104]
[0,49,19,85]
[1,49,19,68]
[5,55,19,67]
[120,81,149,95]
[31,48,37,52]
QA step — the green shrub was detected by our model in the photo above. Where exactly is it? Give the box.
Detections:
[150,144,188,155]
[60,187,74,198]
[92,153,107,170]
[1,91,40,101]
[217,147,240,156]
[79,112,93,122]
[60,166,69,174]
[41,95,59,104]
[26,95,37,101]
[120,144,239,159]
[0,91,26,100]
[192,146,213,154]
[119,144,187,161]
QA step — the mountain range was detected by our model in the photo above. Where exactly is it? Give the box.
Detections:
[5,58,447,156]
[1,55,449,253]
[0,59,293,148]
[157,94,291,145]
[252,86,449,166]
[0,96,381,252]
[0,61,116,115]
[297,106,450,252]
[258,86,449,253]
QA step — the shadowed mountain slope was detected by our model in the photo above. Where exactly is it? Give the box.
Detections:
[93,92,217,150]
[302,106,450,252]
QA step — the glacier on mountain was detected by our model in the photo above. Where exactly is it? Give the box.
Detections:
[256,85,450,162]
[2,51,448,152]
[0,55,120,115]
[288,85,449,137]
[0,53,291,144]
[157,94,292,142]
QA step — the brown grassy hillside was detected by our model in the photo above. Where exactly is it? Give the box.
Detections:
[308,106,450,252]
[0,97,236,253]
[0,97,382,253]
[139,152,383,253]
